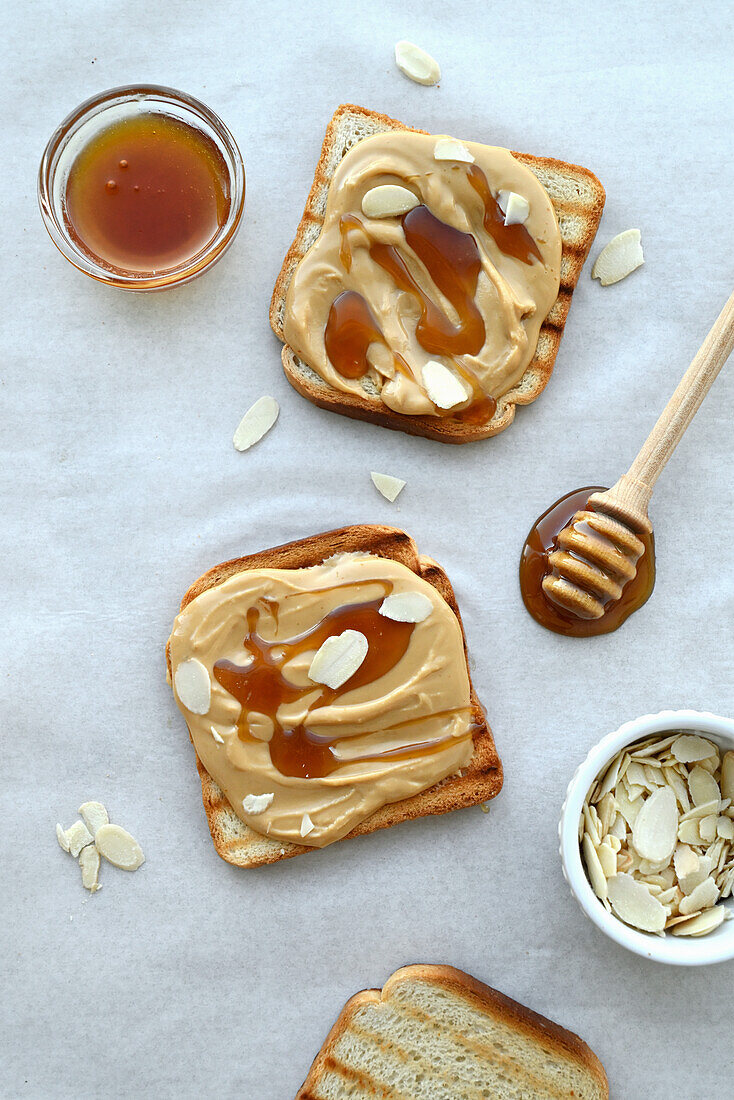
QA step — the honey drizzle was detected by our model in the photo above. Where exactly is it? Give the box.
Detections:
[467,165,542,265]
[519,487,656,637]
[325,206,497,423]
[213,591,464,779]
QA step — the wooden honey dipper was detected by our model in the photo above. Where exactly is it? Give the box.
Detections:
[541,289,734,623]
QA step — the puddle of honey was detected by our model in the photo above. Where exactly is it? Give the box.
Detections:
[64,112,230,273]
[519,487,656,637]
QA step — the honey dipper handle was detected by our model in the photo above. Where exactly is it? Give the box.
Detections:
[597,289,734,530]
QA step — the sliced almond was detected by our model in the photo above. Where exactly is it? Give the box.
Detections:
[671,905,726,936]
[174,658,211,716]
[309,629,368,689]
[607,873,667,933]
[94,824,145,871]
[300,812,315,838]
[210,725,224,744]
[671,734,718,763]
[678,818,704,846]
[721,751,734,801]
[717,816,734,840]
[379,591,433,623]
[699,814,719,844]
[596,838,618,879]
[394,40,441,85]
[79,801,109,837]
[79,845,101,892]
[679,798,720,822]
[688,765,721,807]
[582,833,608,902]
[56,823,70,852]
[421,360,470,409]
[679,877,719,915]
[663,766,691,812]
[632,786,678,863]
[433,137,473,163]
[498,190,530,226]
[591,228,644,286]
[242,792,274,815]
[370,471,406,503]
[673,843,699,881]
[66,820,94,858]
[362,184,420,219]
[233,395,279,452]
[679,855,714,896]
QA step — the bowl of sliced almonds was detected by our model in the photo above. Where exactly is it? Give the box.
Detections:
[559,710,734,965]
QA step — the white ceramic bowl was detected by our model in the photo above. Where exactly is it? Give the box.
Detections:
[559,709,734,965]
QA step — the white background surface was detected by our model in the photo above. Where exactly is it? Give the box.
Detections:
[2,2,733,1097]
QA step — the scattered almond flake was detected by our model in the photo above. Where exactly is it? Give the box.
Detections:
[94,824,145,871]
[379,591,433,623]
[362,184,419,219]
[421,360,470,409]
[671,905,726,937]
[370,471,406,503]
[625,783,645,803]
[671,734,718,763]
[242,793,274,815]
[609,814,627,841]
[591,228,644,286]
[632,786,678,863]
[233,395,279,452]
[699,814,719,844]
[66,820,94,858]
[596,839,618,879]
[597,755,623,799]
[615,786,641,830]
[625,761,648,790]
[56,823,70,852]
[497,190,530,226]
[79,801,108,837]
[607,873,667,932]
[631,734,679,758]
[309,629,368,689]
[638,857,672,876]
[479,802,490,814]
[394,39,441,85]
[717,816,734,840]
[300,812,315,838]
[79,845,101,892]
[433,137,474,163]
[582,833,608,902]
[174,658,211,716]
[657,886,679,906]
[210,725,224,744]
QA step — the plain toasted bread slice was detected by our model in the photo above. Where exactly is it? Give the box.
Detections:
[270,103,605,444]
[297,964,610,1100]
[166,525,502,868]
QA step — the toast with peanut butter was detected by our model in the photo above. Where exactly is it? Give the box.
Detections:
[166,525,502,867]
[296,964,609,1100]
[270,104,605,443]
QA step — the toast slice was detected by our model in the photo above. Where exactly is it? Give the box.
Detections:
[270,104,605,444]
[166,525,502,867]
[296,964,609,1100]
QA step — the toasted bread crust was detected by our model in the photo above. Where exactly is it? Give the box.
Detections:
[270,103,605,444]
[297,964,610,1100]
[166,526,502,867]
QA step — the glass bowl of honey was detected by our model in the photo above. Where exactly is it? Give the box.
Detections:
[38,85,245,290]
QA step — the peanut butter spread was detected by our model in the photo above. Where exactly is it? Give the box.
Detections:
[283,131,562,420]
[167,553,475,847]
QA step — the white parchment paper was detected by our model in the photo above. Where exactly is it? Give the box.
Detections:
[1,1,733,1096]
